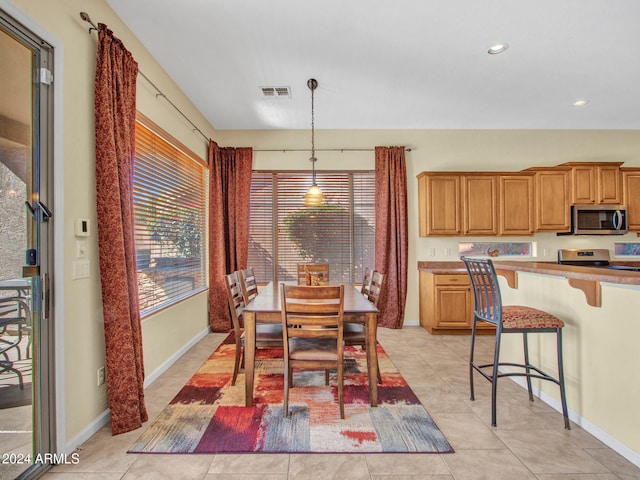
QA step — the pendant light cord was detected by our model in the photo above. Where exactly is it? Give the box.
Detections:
[308,78,318,185]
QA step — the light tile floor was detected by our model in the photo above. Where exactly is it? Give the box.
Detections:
[42,327,640,480]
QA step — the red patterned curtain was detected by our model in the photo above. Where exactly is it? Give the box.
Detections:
[208,141,253,331]
[374,146,408,329]
[94,24,148,434]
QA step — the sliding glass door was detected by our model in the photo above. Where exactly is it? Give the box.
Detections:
[0,9,55,479]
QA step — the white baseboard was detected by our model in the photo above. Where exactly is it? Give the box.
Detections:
[64,325,211,454]
[505,370,640,469]
[65,408,110,455]
[403,319,420,327]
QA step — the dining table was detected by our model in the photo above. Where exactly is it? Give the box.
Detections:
[242,281,380,407]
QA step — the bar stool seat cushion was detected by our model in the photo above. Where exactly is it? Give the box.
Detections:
[502,306,565,329]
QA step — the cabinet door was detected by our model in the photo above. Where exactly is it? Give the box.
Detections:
[571,164,622,205]
[535,170,571,232]
[623,170,640,231]
[572,166,596,204]
[435,285,473,328]
[499,175,534,235]
[418,174,461,236]
[463,176,498,235]
[597,165,622,204]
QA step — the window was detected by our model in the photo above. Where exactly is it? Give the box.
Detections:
[249,171,375,284]
[459,242,533,257]
[133,116,207,316]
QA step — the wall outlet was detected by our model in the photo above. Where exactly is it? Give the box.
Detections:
[97,366,105,386]
[444,247,452,256]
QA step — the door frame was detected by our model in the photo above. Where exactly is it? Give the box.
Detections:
[1,0,66,459]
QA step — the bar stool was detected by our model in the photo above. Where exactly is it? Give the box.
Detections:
[461,256,570,429]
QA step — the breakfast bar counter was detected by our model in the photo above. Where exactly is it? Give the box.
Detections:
[418,259,640,467]
[419,260,640,307]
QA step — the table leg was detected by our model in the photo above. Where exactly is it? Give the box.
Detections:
[366,312,378,407]
[244,310,256,407]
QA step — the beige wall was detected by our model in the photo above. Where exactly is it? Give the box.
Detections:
[7,0,640,453]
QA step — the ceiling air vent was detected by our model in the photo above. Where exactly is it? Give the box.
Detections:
[260,86,291,98]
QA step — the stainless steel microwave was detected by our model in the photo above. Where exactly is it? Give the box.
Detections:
[571,205,627,235]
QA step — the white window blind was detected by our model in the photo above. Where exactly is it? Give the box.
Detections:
[248,171,375,284]
[133,119,207,316]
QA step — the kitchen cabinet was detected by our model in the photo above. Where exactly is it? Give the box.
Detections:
[531,168,571,232]
[622,168,640,231]
[462,175,498,235]
[566,162,623,205]
[417,173,461,236]
[419,271,495,334]
[418,172,531,236]
[499,174,534,235]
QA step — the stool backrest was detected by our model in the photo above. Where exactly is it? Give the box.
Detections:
[461,256,502,326]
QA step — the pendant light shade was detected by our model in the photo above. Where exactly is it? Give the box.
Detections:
[304,78,325,207]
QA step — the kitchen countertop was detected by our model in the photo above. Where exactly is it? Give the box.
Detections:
[418,260,640,307]
[418,260,640,285]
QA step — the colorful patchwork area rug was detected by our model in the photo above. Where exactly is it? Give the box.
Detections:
[129,334,453,454]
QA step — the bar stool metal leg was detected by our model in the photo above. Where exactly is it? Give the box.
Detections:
[523,332,534,402]
[557,328,570,429]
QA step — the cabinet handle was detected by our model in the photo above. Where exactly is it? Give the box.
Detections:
[448,278,459,281]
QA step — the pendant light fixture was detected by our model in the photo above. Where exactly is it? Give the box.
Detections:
[303,78,325,207]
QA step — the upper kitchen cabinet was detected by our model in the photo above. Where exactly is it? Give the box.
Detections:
[529,167,571,232]
[417,171,534,236]
[462,174,498,236]
[417,173,461,236]
[564,162,623,205]
[498,174,534,235]
[622,168,640,231]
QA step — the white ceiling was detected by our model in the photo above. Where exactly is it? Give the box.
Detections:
[105,0,640,131]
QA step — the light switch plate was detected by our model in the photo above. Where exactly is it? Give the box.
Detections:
[72,260,90,279]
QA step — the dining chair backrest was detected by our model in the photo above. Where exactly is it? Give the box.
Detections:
[360,267,373,297]
[296,263,330,285]
[367,271,385,308]
[223,272,244,335]
[238,267,259,305]
[281,284,344,331]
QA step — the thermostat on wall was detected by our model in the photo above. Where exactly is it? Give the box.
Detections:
[75,218,90,237]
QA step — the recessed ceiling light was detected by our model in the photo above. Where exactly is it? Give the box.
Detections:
[488,43,509,55]
[573,99,589,107]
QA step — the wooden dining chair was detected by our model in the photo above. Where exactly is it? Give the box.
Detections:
[344,270,385,384]
[461,256,570,429]
[224,272,282,386]
[367,270,385,308]
[238,267,259,305]
[296,263,330,285]
[280,284,345,418]
[360,267,373,297]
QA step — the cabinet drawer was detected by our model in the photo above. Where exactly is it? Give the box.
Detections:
[434,274,470,286]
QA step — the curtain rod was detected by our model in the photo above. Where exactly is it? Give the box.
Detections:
[254,147,413,153]
[80,12,210,145]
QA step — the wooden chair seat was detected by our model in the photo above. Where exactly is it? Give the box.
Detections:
[289,337,338,361]
[240,323,283,347]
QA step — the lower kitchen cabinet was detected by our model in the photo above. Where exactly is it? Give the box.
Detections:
[419,270,495,335]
